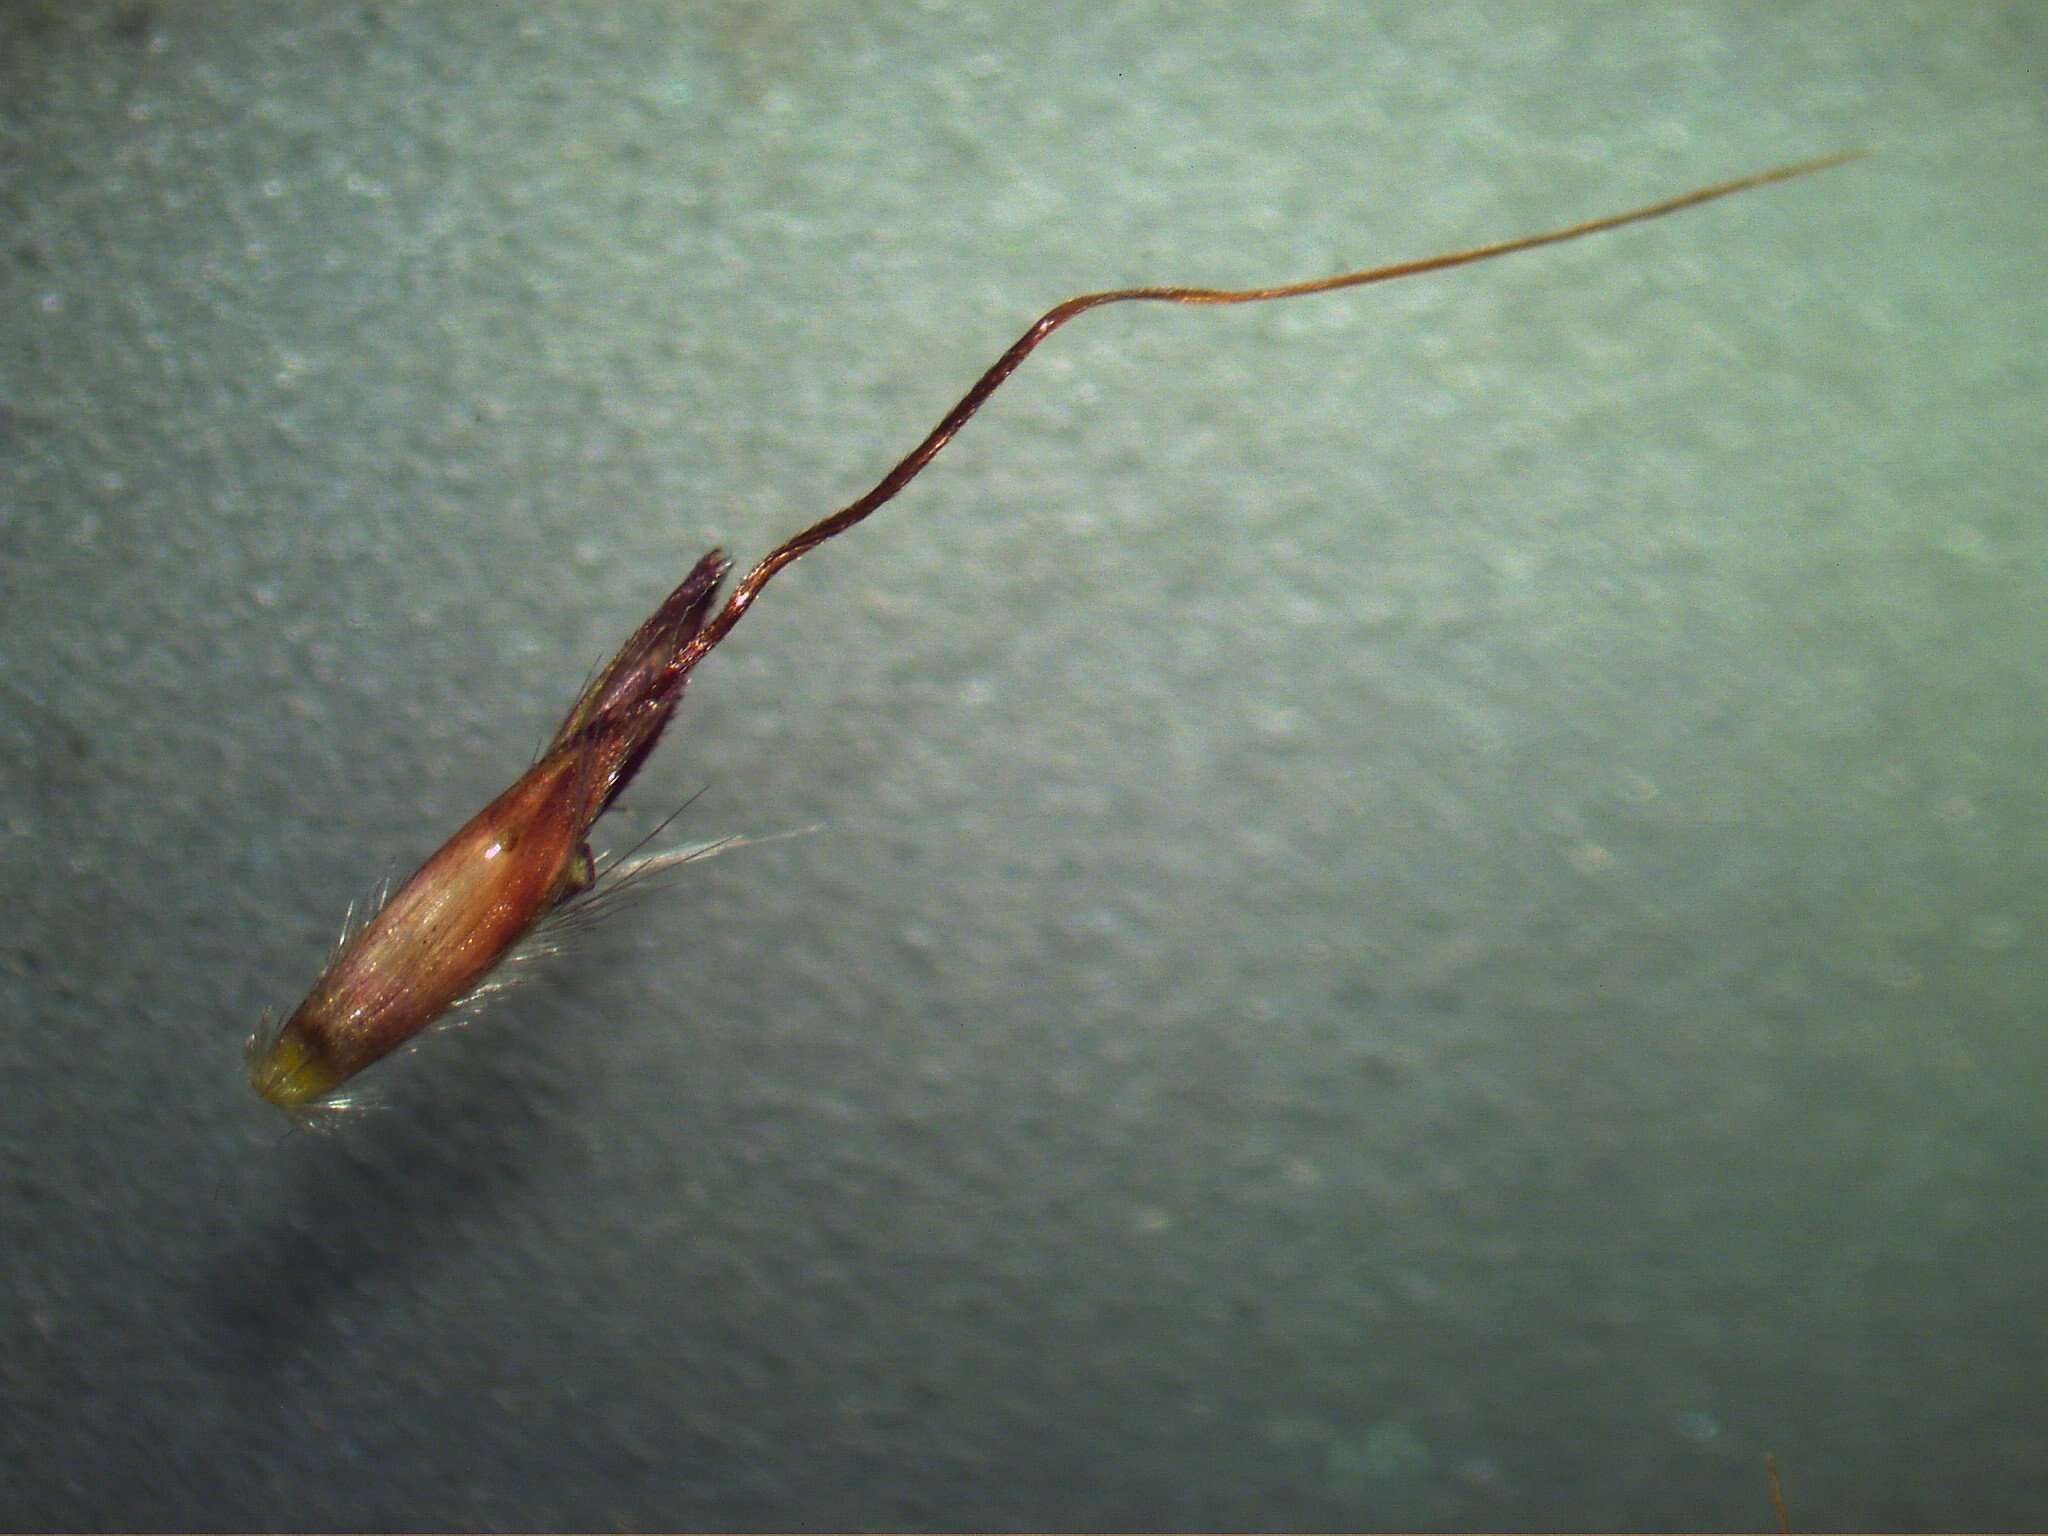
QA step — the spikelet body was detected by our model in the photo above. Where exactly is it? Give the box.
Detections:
[250,551,732,1112]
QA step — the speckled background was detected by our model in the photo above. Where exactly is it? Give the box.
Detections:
[2,2,2042,1529]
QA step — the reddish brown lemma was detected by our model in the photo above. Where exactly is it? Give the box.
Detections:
[249,552,731,1110]
[250,152,1863,1113]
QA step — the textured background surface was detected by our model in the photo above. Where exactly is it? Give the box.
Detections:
[3,2,2043,1529]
